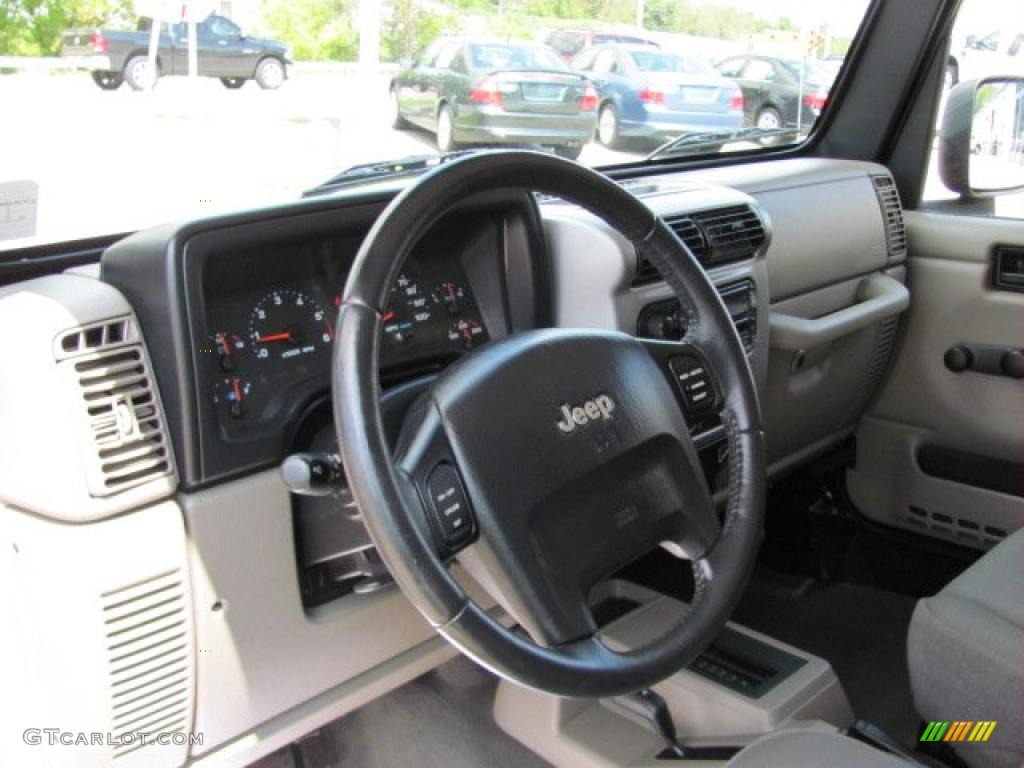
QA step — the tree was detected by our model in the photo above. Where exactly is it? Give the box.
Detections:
[0,0,134,56]
[381,0,458,62]
[262,0,359,61]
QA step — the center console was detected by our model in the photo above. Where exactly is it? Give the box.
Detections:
[494,581,854,767]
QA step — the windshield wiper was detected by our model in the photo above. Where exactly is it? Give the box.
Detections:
[647,127,800,162]
[302,151,477,198]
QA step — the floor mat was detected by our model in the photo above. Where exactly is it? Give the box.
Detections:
[733,578,920,744]
[324,657,551,768]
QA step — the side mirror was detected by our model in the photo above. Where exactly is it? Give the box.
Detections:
[938,76,1024,198]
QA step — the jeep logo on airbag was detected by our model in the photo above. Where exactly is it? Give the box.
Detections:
[556,395,616,433]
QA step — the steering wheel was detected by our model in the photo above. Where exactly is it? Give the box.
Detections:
[332,150,764,698]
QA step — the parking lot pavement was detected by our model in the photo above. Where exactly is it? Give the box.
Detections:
[0,72,641,248]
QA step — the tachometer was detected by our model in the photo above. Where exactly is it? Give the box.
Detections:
[249,290,331,362]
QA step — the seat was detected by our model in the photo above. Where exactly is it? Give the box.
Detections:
[725,728,910,767]
[907,528,1024,768]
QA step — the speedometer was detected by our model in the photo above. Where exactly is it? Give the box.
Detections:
[249,290,331,362]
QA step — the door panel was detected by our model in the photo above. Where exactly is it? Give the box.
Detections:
[847,211,1024,550]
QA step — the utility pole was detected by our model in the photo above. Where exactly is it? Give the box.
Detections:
[636,0,645,29]
[358,0,381,73]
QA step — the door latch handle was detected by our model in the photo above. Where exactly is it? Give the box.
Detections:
[994,246,1024,292]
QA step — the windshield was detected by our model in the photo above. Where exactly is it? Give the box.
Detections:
[630,50,712,75]
[0,1,875,252]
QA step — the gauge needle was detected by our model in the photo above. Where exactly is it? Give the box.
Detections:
[218,334,231,355]
[381,311,397,322]
[232,378,242,402]
[255,331,292,343]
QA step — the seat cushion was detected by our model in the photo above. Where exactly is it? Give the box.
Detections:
[726,728,910,767]
[908,528,1024,768]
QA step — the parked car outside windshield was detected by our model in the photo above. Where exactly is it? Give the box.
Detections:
[389,38,597,159]
[715,54,835,135]
[572,44,743,149]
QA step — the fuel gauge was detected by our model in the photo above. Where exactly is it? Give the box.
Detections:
[214,376,252,420]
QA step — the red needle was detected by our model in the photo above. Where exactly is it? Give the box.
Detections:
[255,331,292,343]
[231,378,242,402]
[218,334,231,355]
[381,311,397,322]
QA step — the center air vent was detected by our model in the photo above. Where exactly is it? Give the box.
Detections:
[635,205,766,285]
[70,343,173,496]
[872,175,906,262]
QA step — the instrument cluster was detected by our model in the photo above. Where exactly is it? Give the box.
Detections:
[201,235,493,436]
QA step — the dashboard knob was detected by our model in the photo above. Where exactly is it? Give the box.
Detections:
[944,345,973,373]
[281,452,345,496]
[1001,349,1024,379]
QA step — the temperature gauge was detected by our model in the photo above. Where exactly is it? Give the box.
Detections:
[214,376,252,419]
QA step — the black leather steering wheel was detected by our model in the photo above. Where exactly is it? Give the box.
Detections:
[333,150,764,698]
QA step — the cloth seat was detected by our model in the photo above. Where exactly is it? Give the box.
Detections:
[907,528,1024,768]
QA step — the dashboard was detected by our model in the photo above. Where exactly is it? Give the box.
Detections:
[102,191,550,486]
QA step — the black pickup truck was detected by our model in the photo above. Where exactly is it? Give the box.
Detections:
[61,14,291,91]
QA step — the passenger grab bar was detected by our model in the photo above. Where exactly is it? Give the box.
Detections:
[769,274,909,351]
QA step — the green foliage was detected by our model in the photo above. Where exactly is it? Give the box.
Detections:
[262,0,359,61]
[0,0,134,56]
[381,0,459,62]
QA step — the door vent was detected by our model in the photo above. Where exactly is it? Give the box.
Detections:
[872,175,906,262]
[906,506,1007,549]
[635,205,766,285]
[71,344,173,495]
[103,569,192,761]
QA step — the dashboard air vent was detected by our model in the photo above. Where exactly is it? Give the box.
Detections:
[634,204,766,285]
[103,569,192,761]
[872,175,906,261]
[73,344,173,495]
